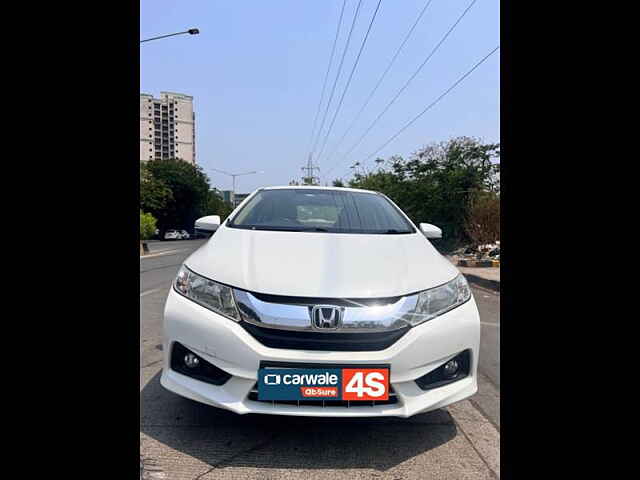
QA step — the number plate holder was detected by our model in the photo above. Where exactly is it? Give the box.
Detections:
[257,362,390,401]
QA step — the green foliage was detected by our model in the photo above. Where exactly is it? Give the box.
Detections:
[143,158,211,234]
[332,179,345,187]
[140,163,173,212]
[140,210,157,240]
[206,190,234,221]
[348,137,500,251]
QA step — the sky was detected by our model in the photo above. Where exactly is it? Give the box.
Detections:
[141,0,499,194]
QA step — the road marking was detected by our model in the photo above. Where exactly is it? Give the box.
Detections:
[140,249,185,260]
[140,288,163,298]
[481,321,499,327]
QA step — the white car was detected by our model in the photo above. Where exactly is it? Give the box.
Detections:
[164,229,181,241]
[180,230,190,240]
[162,186,480,417]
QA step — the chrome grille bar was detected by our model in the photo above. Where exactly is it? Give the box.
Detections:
[233,289,419,333]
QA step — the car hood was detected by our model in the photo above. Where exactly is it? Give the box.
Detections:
[185,226,459,298]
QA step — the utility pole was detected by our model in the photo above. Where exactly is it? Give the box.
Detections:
[301,154,320,185]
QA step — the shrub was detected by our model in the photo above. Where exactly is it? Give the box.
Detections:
[140,210,157,240]
[464,191,500,249]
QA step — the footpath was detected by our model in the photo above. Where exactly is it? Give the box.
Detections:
[446,256,500,292]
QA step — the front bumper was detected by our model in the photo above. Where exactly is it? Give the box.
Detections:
[161,288,480,417]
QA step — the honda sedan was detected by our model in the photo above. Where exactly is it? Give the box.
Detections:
[161,186,480,417]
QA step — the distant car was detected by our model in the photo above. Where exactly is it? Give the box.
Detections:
[180,230,190,240]
[164,229,181,241]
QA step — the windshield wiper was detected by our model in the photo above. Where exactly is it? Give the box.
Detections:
[248,225,304,232]
[383,229,411,234]
[302,227,330,232]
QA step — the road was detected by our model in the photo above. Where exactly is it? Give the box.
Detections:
[140,239,500,479]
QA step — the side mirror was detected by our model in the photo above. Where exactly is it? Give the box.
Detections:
[419,223,442,239]
[195,215,221,232]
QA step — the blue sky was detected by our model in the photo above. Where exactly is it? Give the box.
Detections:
[141,0,499,193]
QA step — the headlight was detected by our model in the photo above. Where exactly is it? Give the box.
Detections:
[174,265,240,321]
[406,274,471,326]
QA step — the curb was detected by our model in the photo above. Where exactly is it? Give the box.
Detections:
[448,400,501,478]
[464,273,500,293]
[458,259,500,268]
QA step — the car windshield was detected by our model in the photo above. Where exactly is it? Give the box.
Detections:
[227,189,415,234]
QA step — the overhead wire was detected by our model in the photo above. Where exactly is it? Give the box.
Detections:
[339,45,500,180]
[325,0,478,178]
[319,0,435,170]
[310,0,365,158]
[314,0,384,165]
[306,0,348,156]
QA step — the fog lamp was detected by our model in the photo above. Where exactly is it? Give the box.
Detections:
[443,359,459,377]
[184,353,200,368]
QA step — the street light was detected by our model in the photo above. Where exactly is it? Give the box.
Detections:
[210,168,264,195]
[140,28,200,44]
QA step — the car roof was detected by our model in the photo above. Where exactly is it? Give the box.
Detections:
[259,185,379,195]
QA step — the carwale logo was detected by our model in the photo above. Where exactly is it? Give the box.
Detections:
[264,374,281,385]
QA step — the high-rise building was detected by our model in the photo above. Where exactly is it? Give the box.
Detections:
[140,92,196,164]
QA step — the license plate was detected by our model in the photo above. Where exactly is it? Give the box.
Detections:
[257,366,390,401]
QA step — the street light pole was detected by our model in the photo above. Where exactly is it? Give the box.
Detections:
[140,28,200,43]
[210,168,264,197]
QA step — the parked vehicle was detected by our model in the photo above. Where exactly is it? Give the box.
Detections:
[164,229,181,241]
[162,186,480,417]
[180,230,190,240]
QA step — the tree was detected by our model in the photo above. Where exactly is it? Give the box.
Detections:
[332,179,345,187]
[205,190,234,221]
[144,158,211,235]
[140,163,173,212]
[348,137,500,251]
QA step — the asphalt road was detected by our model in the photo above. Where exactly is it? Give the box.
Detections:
[140,239,500,479]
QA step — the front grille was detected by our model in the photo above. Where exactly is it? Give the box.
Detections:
[240,322,409,351]
[247,384,398,408]
[249,292,402,307]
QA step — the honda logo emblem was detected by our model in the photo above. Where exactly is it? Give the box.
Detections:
[310,305,344,330]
